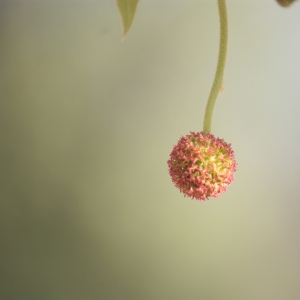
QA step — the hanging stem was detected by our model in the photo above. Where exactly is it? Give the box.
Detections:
[203,0,228,134]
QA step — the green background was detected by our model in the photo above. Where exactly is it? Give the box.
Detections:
[1,1,300,299]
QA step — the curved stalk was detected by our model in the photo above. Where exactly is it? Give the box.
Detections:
[203,0,228,134]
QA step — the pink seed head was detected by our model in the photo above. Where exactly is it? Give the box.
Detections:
[167,131,237,201]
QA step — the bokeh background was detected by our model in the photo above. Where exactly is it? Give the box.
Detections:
[1,0,300,299]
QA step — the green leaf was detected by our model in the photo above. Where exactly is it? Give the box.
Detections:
[276,0,298,7]
[115,0,140,40]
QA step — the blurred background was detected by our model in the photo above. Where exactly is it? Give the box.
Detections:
[1,0,300,299]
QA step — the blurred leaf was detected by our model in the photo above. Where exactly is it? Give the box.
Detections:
[276,0,298,7]
[115,0,140,40]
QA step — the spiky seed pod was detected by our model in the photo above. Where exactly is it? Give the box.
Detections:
[168,131,237,201]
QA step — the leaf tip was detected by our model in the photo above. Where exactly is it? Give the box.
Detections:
[115,0,140,41]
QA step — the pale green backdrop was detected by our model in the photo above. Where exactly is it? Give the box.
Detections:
[1,1,300,299]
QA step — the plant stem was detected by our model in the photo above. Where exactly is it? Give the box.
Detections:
[203,0,228,134]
